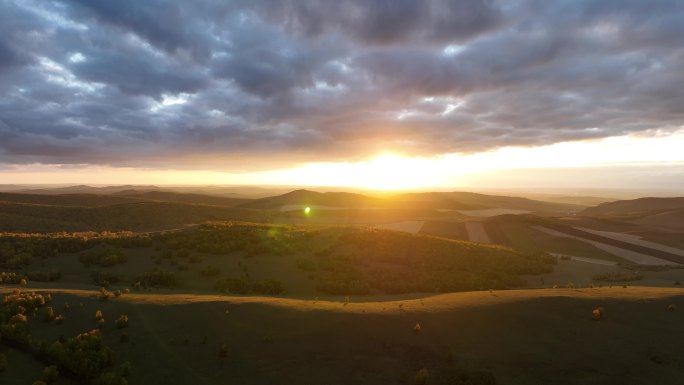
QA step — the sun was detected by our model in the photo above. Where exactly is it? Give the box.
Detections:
[342,153,449,190]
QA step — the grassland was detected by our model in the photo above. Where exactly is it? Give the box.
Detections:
[2,286,684,385]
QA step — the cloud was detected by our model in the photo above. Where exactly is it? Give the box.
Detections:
[0,0,683,169]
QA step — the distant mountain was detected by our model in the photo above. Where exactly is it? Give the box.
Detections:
[398,191,583,214]
[238,189,583,215]
[0,192,145,207]
[238,189,388,210]
[113,190,251,207]
[581,197,684,217]
[18,184,162,195]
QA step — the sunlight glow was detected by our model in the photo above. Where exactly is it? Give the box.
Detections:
[3,130,684,190]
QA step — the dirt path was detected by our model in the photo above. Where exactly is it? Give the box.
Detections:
[465,221,491,243]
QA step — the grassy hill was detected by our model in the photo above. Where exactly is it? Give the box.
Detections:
[113,190,252,207]
[0,222,555,296]
[0,201,260,232]
[581,197,684,217]
[2,287,683,385]
[238,189,389,210]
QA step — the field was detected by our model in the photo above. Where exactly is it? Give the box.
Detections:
[2,189,684,384]
[2,287,684,385]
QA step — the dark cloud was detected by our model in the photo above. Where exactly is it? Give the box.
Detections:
[0,0,683,168]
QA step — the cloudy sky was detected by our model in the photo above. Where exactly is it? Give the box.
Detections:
[1,0,683,189]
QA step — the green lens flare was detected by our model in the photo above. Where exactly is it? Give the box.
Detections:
[304,206,311,214]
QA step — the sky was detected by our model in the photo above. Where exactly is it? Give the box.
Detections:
[1,0,683,190]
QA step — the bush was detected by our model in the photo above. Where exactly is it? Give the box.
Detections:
[133,270,176,288]
[413,323,422,334]
[0,271,26,284]
[115,315,128,329]
[592,307,603,321]
[46,329,114,379]
[42,365,59,383]
[415,368,429,385]
[91,271,122,287]
[79,247,127,268]
[98,287,111,302]
[44,307,55,321]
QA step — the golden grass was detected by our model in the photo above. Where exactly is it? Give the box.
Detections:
[5,286,682,315]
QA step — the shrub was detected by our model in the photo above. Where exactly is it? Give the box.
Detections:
[0,271,26,284]
[252,280,284,295]
[42,365,59,383]
[54,314,64,325]
[46,330,113,379]
[592,307,603,321]
[413,322,422,334]
[95,310,104,320]
[133,270,176,288]
[115,315,128,329]
[98,287,110,302]
[45,306,55,321]
[79,247,127,268]
[415,368,429,385]
[668,304,677,312]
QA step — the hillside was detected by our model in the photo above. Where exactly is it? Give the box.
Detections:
[0,221,555,296]
[581,197,684,217]
[0,192,145,207]
[238,189,389,210]
[113,190,252,207]
[2,286,683,385]
[398,191,583,214]
[0,201,259,232]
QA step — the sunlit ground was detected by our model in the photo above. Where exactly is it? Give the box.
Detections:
[3,129,684,190]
